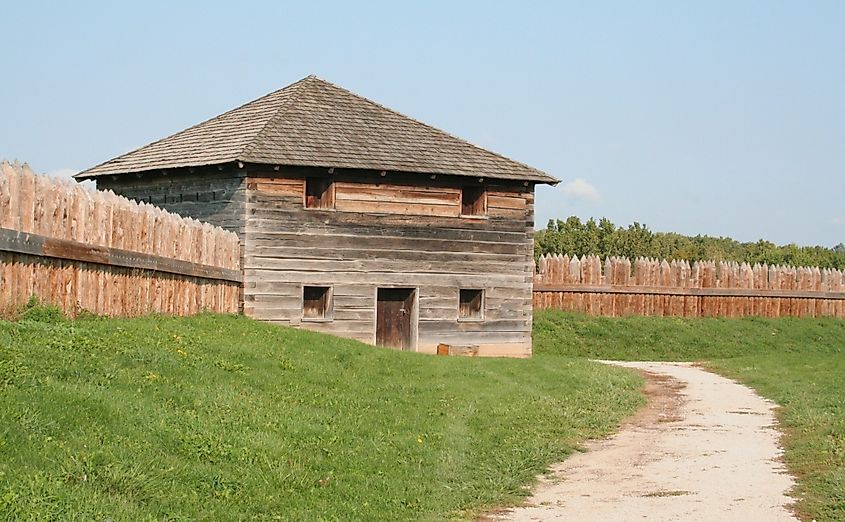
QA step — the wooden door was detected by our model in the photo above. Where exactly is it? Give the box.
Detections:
[376,288,415,350]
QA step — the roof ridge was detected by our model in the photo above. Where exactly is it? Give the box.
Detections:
[77,76,314,178]
[302,76,548,178]
[239,75,316,160]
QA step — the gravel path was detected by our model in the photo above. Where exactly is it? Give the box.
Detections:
[487,362,797,522]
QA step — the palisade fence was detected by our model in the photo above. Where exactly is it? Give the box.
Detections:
[0,161,241,317]
[534,254,845,319]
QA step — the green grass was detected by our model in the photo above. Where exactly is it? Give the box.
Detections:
[534,309,845,361]
[0,308,643,521]
[710,355,845,521]
[6,305,841,520]
[535,309,845,521]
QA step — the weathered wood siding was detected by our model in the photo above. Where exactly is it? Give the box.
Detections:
[98,164,536,356]
[244,167,535,356]
[97,167,247,236]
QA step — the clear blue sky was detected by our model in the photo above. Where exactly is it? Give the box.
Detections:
[3,1,843,247]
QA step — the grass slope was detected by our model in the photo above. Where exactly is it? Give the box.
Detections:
[535,310,845,521]
[0,308,643,521]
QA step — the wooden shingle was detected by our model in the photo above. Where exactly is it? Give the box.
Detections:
[78,76,557,184]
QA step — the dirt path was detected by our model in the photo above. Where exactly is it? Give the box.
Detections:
[487,362,797,521]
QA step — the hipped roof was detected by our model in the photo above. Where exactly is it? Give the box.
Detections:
[78,75,557,184]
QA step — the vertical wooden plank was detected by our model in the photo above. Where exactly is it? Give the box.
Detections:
[569,255,582,313]
[0,161,16,229]
[658,259,669,316]
[37,177,57,305]
[603,256,613,316]
[622,257,632,316]
[537,255,548,285]
[630,258,641,316]
[698,261,709,317]
[0,162,14,308]
[676,260,686,317]
[811,267,821,317]
[73,185,89,313]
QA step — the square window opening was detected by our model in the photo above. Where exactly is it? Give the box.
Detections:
[459,289,484,320]
[461,186,486,216]
[305,178,335,209]
[303,286,332,319]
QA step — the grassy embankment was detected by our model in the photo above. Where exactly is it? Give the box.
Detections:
[3,303,841,520]
[0,305,642,521]
[535,310,845,522]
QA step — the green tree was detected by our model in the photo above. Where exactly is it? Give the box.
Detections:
[535,216,845,270]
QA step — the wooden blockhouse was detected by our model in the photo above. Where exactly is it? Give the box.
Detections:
[77,76,558,357]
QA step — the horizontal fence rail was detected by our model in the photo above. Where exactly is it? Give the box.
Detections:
[0,160,242,317]
[534,254,845,319]
[0,228,242,283]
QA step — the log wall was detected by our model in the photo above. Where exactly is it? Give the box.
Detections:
[534,254,845,318]
[96,166,247,236]
[244,166,535,356]
[0,161,241,317]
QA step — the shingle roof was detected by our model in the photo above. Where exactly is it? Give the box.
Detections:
[78,75,557,184]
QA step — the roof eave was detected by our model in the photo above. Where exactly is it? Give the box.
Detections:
[236,154,558,185]
[76,157,557,185]
[74,159,239,180]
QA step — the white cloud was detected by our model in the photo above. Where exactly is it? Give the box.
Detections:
[45,168,79,180]
[833,217,845,226]
[44,167,96,190]
[560,178,601,202]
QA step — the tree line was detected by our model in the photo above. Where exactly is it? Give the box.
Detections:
[535,217,845,270]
